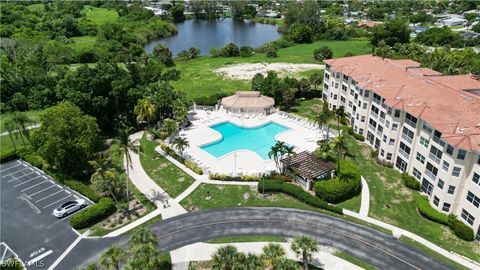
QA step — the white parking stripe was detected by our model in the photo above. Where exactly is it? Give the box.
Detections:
[35,190,64,203]
[27,250,53,266]
[20,180,49,192]
[42,195,72,209]
[4,168,29,179]
[27,185,57,198]
[0,163,22,173]
[14,175,43,187]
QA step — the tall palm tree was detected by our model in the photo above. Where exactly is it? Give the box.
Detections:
[89,155,120,206]
[129,226,158,248]
[172,137,189,156]
[4,117,18,150]
[99,246,126,270]
[13,111,32,139]
[261,243,285,269]
[273,258,299,270]
[211,245,239,270]
[115,127,137,213]
[283,145,295,174]
[134,98,156,131]
[127,243,162,270]
[315,112,330,140]
[268,144,281,172]
[291,236,319,270]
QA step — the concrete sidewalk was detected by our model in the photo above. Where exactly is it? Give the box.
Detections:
[359,176,370,217]
[170,242,362,270]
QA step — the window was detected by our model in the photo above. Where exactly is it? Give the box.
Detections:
[402,127,415,144]
[395,157,408,172]
[361,116,365,122]
[473,173,480,186]
[363,103,367,109]
[389,139,395,146]
[359,128,364,134]
[399,142,411,157]
[442,161,449,172]
[340,96,346,102]
[446,145,454,155]
[420,137,429,148]
[426,162,438,177]
[364,90,370,98]
[452,167,461,177]
[413,168,422,180]
[433,130,444,146]
[422,124,432,134]
[466,191,480,208]
[386,153,392,160]
[429,145,442,163]
[383,135,387,143]
[457,150,466,160]
[392,123,398,132]
[416,153,425,164]
[448,185,456,195]
[437,179,444,190]
[477,156,480,165]
[405,113,417,128]
[394,110,401,117]
[342,85,347,91]
[461,209,475,226]
[433,196,439,206]
[442,203,451,212]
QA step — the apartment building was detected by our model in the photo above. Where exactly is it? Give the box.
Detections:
[323,55,480,240]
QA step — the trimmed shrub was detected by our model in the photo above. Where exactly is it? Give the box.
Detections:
[258,180,343,214]
[314,178,361,203]
[353,133,365,141]
[22,154,44,170]
[448,215,475,241]
[210,173,260,182]
[64,179,102,203]
[402,173,420,191]
[239,46,253,57]
[416,196,449,226]
[0,149,19,163]
[185,160,203,175]
[70,198,116,230]
[160,144,182,161]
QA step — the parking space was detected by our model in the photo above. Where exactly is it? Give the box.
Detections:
[1,159,92,269]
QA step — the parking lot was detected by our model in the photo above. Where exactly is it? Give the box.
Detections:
[1,159,92,269]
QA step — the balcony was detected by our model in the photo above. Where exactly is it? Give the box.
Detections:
[376,129,382,137]
[378,117,385,124]
[429,153,441,165]
[401,133,413,144]
[399,148,410,159]
[405,119,417,129]
[369,124,376,131]
[433,136,445,147]
[372,98,382,106]
[424,170,437,181]
[370,111,378,119]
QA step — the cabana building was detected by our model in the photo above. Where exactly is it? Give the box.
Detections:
[220,91,275,114]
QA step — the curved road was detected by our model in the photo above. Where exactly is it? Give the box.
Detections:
[58,208,453,270]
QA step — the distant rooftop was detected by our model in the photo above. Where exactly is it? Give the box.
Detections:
[221,91,274,109]
[325,55,480,152]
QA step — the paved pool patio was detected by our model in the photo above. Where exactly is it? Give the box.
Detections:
[173,108,338,176]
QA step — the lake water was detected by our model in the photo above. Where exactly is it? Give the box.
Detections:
[144,18,282,56]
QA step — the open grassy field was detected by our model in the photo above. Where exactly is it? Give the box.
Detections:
[0,133,26,155]
[139,136,196,198]
[172,39,371,101]
[82,5,119,26]
[69,36,98,52]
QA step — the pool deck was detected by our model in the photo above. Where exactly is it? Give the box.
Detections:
[176,109,337,176]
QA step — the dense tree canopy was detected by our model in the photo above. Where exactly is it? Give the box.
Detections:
[370,19,410,47]
[416,27,463,47]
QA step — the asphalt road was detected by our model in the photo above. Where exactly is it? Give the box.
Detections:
[58,207,453,270]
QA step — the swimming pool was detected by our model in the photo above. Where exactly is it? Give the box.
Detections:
[200,121,290,160]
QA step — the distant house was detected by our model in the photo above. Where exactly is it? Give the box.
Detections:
[411,25,429,36]
[357,20,383,28]
[438,14,467,26]
[281,151,336,190]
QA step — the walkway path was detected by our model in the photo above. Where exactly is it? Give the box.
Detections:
[359,176,370,217]
[170,241,362,270]
[0,124,40,136]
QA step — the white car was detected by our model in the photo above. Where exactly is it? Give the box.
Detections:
[53,199,87,218]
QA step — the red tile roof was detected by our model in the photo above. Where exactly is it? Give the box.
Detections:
[325,55,480,152]
[429,74,480,91]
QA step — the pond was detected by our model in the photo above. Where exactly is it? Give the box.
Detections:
[144,18,282,56]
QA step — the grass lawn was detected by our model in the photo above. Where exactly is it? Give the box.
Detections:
[27,3,45,12]
[287,98,323,120]
[207,235,286,244]
[139,136,196,198]
[0,133,28,155]
[342,131,480,261]
[172,39,371,101]
[335,252,378,270]
[69,36,97,52]
[82,5,119,26]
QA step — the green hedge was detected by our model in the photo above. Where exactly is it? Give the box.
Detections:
[162,144,204,175]
[258,180,343,215]
[314,160,361,203]
[402,173,420,191]
[448,215,474,241]
[64,179,102,203]
[416,196,449,226]
[0,149,19,163]
[70,198,116,230]
[210,173,260,182]
[184,160,203,175]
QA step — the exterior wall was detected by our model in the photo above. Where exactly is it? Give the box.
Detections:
[323,64,480,238]
[223,106,274,114]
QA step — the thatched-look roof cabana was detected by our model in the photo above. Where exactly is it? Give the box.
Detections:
[221,91,275,114]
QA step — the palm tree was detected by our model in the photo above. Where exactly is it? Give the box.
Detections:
[261,243,285,269]
[129,226,158,248]
[3,117,18,150]
[99,246,126,270]
[315,112,330,140]
[283,145,295,174]
[134,98,156,131]
[115,127,138,213]
[127,243,162,270]
[172,137,189,156]
[291,236,319,270]
[89,155,121,206]
[268,144,281,172]
[273,258,299,270]
[13,111,33,140]
[211,245,239,270]
[243,253,262,270]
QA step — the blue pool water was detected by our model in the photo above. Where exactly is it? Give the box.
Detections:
[200,121,290,160]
